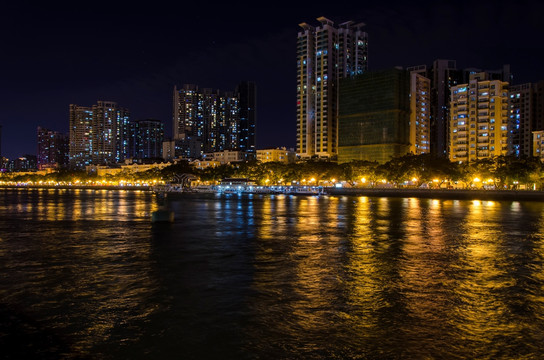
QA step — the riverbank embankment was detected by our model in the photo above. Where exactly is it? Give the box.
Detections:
[327,187,544,201]
[3,184,544,201]
[0,185,151,191]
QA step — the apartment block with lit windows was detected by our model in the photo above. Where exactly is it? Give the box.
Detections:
[296,17,368,159]
[69,101,130,168]
[532,130,544,160]
[173,82,255,159]
[508,83,534,157]
[130,119,164,160]
[256,147,296,164]
[449,72,509,162]
[37,126,69,170]
[407,66,431,155]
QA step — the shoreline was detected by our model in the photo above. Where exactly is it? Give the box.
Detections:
[0,184,151,191]
[2,184,544,201]
[326,187,544,201]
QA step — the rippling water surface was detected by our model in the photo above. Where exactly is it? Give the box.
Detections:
[1,188,544,359]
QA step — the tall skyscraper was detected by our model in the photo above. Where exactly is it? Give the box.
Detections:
[236,81,257,156]
[130,119,164,159]
[428,60,462,158]
[508,83,534,157]
[407,65,431,155]
[69,104,93,168]
[337,68,412,164]
[422,60,512,159]
[449,72,509,162]
[297,17,368,159]
[173,82,255,158]
[37,126,69,170]
[69,101,130,168]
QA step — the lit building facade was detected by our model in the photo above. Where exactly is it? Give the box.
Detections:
[407,66,431,155]
[37,126,69,170]
[256,147,296,164]
[173,82,255,159]
[130,119,164,159]
[449,72,509,162]
[69,101,130,168]
[297,17,368,159]
[10,155,37,171]
[202,150,246,164]
[532,130,544,160]
[508,84,534,157]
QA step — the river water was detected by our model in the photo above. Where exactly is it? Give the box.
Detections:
[1,188,544,359]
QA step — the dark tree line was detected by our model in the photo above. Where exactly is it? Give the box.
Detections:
[3,155,544,190]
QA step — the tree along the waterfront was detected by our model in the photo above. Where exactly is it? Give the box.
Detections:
[2,155,543,190]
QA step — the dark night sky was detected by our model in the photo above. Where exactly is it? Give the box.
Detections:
[1,0,543,160]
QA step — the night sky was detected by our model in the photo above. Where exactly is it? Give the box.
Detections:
[1,0,543,160]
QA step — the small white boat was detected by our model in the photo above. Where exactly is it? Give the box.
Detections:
[284,186,324,196]
[190,185,216,193]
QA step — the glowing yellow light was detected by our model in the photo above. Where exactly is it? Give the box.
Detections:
[473,177,480,183]
[412,177,418,182]
[361,177,366,183]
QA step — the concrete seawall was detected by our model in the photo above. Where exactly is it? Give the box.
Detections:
[0,185,151,191]
[326,187,544,202]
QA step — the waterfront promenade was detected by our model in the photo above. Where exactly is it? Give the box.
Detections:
[3,184,544,201]
[0,184,151,191]
[327,187,544,201]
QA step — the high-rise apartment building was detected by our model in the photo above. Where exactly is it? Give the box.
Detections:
[69,101,130,168]
[449,72,509,162]
[428,60,462,157]
[423,61,512,158]
[69,104,93,168]
[508,84,534,157]
[236,81,257,155]
[532,130,544,160]
[37,126,69,170]
[407,66,431,155]
[173,82,255,159]
[130,119,164,159]
[297,17,368,159]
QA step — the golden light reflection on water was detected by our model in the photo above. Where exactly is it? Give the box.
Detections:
[253,195,350,341]
[0,189,160,356]
[451,200,538,354]
[0,189,157,222]
[3,189,544,358]
[250,194,544,356]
